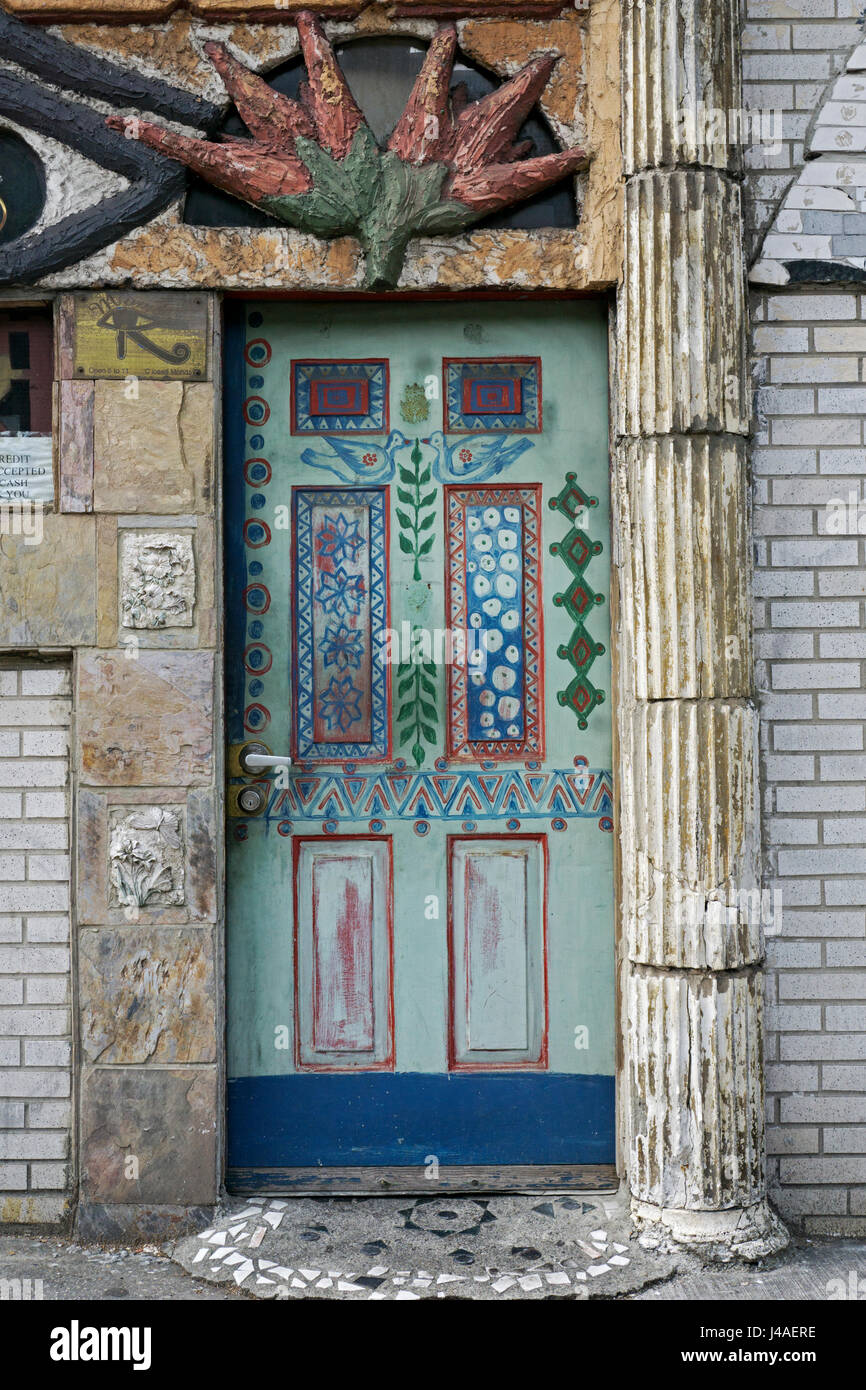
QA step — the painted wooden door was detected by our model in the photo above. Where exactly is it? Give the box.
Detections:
[225,299,614,1186]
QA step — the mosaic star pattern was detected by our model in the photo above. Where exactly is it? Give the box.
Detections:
[183,1196,640,1300]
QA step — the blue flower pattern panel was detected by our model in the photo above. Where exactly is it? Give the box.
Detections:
[293,487,390,762]
[446,484,543,761]
[466,502,526,742]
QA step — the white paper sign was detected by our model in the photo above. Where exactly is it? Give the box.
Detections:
[0,435,54,504]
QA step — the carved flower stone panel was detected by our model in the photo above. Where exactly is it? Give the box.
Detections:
[108,806,185,909]
[120,532,195,630]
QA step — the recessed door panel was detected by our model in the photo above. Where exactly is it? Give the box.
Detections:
[449,837,546,1069]
[295,837,393,1070]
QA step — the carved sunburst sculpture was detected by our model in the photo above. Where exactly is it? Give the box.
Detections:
[107,12,590,288]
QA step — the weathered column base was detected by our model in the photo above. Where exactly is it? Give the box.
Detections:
[631,1198,789,1262]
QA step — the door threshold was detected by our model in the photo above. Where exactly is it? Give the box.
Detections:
[227,1164,619,1196]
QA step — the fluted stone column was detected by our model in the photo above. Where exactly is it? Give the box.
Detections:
[617,0,786,1254]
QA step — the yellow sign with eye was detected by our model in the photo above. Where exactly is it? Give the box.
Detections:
[71,291,209,381]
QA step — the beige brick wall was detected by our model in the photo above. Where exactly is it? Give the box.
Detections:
[0,664,72,1224]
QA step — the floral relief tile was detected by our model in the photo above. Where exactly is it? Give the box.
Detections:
[119,532,195,630]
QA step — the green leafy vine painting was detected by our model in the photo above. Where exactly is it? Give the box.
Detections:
[396,627,439,768]
[396,439,436,582]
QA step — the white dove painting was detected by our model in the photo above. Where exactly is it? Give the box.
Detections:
[299,430,408,484]
[424,430,536,482]
[299,431,449,487]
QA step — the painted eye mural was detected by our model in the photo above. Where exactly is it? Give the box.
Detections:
[0,131,45,247]
[0,12,217,287]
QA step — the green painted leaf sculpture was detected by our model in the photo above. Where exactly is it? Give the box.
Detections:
[106,13,590,289]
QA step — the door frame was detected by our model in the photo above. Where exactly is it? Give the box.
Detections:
[219,289,621,1196]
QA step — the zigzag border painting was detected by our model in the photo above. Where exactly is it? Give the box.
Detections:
[264,765,613,826]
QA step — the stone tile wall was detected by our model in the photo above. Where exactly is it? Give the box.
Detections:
[0,292,221,1234]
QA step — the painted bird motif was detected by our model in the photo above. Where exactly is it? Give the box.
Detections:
[425,430,536,482]
[299,430,408,484]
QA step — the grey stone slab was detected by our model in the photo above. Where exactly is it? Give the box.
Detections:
[0,1233,241,1299]
[80,1066,217,1205]
[79,928,216,1065]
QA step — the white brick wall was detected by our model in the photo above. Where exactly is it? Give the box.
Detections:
[753,287,866,1234]
[0,666,72,1223]
[742,0,862,258]
[744,0,866,1234]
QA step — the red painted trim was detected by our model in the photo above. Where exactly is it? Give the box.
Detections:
[290,357,390,437]
[391,4,564,15]
[446,833,549,1073]
[14,6,565,26]
[292,834,395,1074]
[442,355,542,435]
[444,483,545,763]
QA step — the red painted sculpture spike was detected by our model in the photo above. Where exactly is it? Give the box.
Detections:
[106,12,590,288]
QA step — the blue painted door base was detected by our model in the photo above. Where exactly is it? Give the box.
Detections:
[228,1073,616,1168]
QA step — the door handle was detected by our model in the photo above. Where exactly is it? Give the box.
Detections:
[238,741,292,775]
